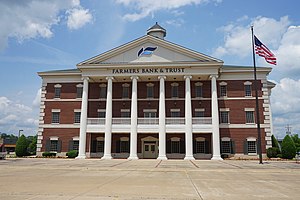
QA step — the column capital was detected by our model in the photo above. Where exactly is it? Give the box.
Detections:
[184,75,192,80]
[130,75,139,80]
[158,75,166,80]
[106,76,114,81]
[82,76,90,81]
[209,74,219,79]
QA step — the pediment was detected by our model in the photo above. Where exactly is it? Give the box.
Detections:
[77,35,222,66]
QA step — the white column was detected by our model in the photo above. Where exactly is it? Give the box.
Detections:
[210,74,223,160]
[76,77,89,159]
[102,76,114,159]
[128,76,139,159]
[157,76,167,160]
[184,75,195,160]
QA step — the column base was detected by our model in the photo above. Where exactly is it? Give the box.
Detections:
[128,155,139,160]
[75,154,86,159]
[184,155,195,160]
[101,154,112,160]
[211,155,223,160]
[157,155,168,160]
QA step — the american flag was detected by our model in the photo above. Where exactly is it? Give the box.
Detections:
[254,35,277,65]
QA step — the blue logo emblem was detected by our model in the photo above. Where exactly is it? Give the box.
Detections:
[137,46,157,57]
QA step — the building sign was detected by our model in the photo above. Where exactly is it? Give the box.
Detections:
[137,46,157,57]
[112,67,185,74]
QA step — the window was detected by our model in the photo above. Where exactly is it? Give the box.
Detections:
[195,82,203,98]
[99,84,107,98]
[171,83,179,98]
[72,140,79,151]
[220,111,229,124]
[144,112,156,118]
[74,112,81,123]
[122,83,130,98]
[54,84,61,98]
[50,140,58,152]
[245,85,252,97]
[244,81,252,97]
[146,83,154,98]
[98,111,106,118]
[96,141,104,152]
[171,141,180,153]
[121,110,130,118]
[52,112,60,124]
[195,141,205,153]
[170,109,180,117]
[76,85,83,98]
[246,111,255,123]
[220,85,227,97]
[195,109,204,117]
[247,141,257,154]
[221,141,231,154]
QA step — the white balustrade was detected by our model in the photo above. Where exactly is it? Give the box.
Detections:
[138,118,159,124]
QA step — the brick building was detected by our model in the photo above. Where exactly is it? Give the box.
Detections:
[37,23,275,160]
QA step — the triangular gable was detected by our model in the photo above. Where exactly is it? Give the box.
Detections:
[77,35,223,66]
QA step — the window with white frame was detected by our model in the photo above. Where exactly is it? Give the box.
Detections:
[74,111,81,123]
[122,83,130,98]
[195,137,205,153]
[170,109,180,117]
[76,84,83,98]
[219,82,227,97]
[50,140,58,152]
[171,82,179,98]
[144,109,157,118]
[244,81,252,97]
[120,137,129,153]
[51,109,60,124]
[99,84,107,99]
[98,109,106,118]
[245,108,255,124]
[54,84,61,98]
[96,137,104,153]
[221,137,231,154]
[171,137,180,153]
[121,109,130,118]
[220,109,229,124]
[195,82,203,98]
[247,138,257,154]
[195,109,205,117]
[146,83,154,98]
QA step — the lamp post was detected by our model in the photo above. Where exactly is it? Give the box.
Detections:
[18,130,23,138]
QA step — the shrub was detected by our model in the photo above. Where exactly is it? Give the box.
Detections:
[42,152,56,157]
[277,154,282,158]
[296,147,300,153]
[267,147,280,158]
[281,135,296,159]
[66,150,78,158]
[15,135,29,157]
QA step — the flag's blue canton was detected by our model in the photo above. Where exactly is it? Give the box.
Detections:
[254,36,276,65]
[137,47,157,57]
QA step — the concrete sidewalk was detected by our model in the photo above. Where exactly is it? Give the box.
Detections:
[0,158,299,199]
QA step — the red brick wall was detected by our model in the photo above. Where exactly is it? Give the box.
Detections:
[220,128,266,153]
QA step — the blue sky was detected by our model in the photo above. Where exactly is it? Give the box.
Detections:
[0,0,299,138]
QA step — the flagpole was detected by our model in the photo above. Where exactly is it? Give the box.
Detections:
[251,26,263,164]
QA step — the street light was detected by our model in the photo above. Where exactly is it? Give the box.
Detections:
[18,130,24,138]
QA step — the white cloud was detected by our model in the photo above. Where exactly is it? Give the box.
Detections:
[0,96,38,136]
[271,78,300,138]
[0,0,93,51]
[213,16,290,58]
[32,89,41,107]
[115,0,221,21]
[165,19,185,27]
[67,7,93,30]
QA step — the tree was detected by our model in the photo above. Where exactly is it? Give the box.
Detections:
[291,134,300,148]
[28,135,37,155]
[281,135,296,159]
[271,135,281,150]
[15,135,29,157]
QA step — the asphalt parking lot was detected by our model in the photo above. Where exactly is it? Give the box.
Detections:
[0,158,299,200]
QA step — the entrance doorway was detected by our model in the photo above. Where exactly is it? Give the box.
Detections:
[141,136,158,159]
[143,142,157,158]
